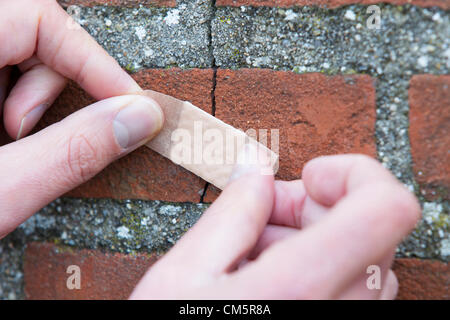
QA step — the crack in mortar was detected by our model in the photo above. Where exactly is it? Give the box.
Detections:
[200,0,219,203]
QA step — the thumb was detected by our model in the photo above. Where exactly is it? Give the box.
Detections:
[0,95,163,237]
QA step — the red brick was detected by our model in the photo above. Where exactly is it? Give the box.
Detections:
[393,258,449,300]
[24,242,157,300]
[205,69,376,202]
[24,243,449,299]
[35,68,214,202]
[57,0,176,7]
[409,75,449,201]
[216,0,450,10]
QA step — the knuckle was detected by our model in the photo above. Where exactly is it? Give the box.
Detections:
[353,153,380,168]
[378,183,421,229]
[392,186,421,228]
[73,56,90,88]
[36,0,55,8]
[353,154,399,183]
[65,134,100,184]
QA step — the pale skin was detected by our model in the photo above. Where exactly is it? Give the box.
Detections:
[0,0,421,300]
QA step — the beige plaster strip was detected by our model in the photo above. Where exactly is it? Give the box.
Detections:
[143,90,279,190]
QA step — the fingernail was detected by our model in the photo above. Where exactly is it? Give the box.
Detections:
[228,143,273,183]
[16,104,48,140]
[113,96,163,149]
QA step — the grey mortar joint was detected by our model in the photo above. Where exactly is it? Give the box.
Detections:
[1,198,209,299]
[69,0,215,70]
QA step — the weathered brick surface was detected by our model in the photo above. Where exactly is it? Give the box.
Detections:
[393,258,449,300]
[409,75,449,201]
[57,0,176,7]
[205,69,376,202]
[36,68,214,202]
[24,242,157,300]
[24,243,449,299]
[216,0,450,9]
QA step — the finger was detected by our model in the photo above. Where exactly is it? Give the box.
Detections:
[249,194,330,260]
[249,179,332,262]
[266,156,397,273]
[252,171,370,264]
[302,154,398,207]
[230,155,420,299]
[338,249,395,300]
[270,180,330,229]
[246,225,297,261]
[151,144,275,275]
[4,58,67,139]
[269,180,306,228]
[0,0,140,100]
[0,95,163,238]
[0,66,12,114]
[249,194,330,261]
[379,270,398,300]
[251,175,365,268]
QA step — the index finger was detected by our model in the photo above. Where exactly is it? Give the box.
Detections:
[0,0,140,100]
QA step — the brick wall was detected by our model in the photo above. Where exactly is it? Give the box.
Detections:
[0,0,448,300]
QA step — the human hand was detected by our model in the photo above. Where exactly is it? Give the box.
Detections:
[0,0,163,238]
[131,149,421,299]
